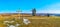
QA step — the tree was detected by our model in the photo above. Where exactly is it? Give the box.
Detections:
[32,8,36,16]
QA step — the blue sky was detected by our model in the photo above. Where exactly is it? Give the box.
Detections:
[0,0,60,13]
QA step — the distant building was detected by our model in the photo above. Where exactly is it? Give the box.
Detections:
[32,8,36,16]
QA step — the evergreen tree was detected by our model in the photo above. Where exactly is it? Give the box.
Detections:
[32,8,36,16]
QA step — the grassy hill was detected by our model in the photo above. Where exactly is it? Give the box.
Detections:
[0,13,60,27]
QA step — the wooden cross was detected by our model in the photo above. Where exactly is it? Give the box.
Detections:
[16,8,22,19]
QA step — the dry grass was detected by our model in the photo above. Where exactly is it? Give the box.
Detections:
[0,16,60,27]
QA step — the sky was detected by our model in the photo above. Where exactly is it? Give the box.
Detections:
[0,0,60,13]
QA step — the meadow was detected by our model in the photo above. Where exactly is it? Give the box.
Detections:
[0,16,60,27]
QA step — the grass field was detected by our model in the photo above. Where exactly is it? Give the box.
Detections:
[0,16,60,27]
